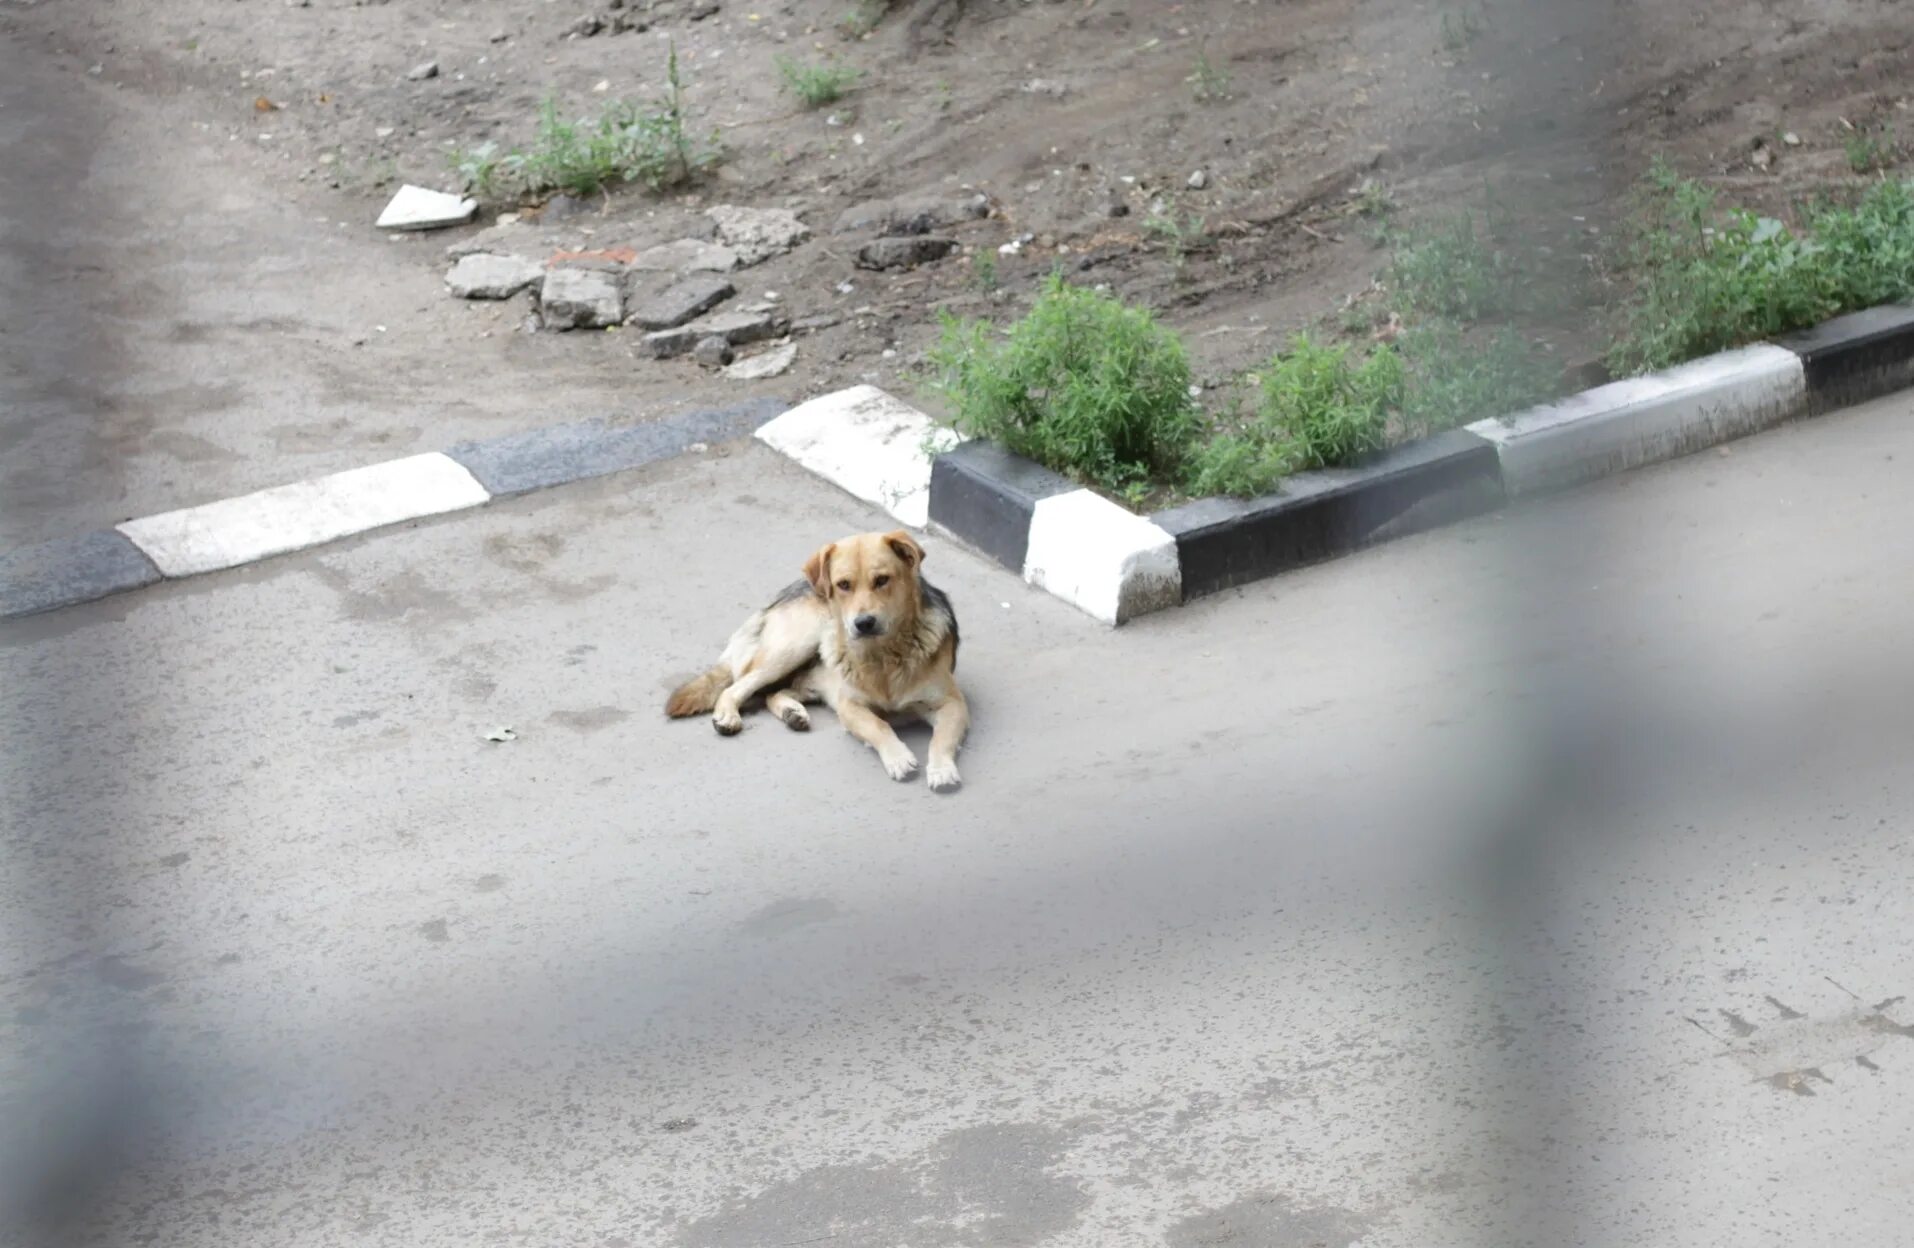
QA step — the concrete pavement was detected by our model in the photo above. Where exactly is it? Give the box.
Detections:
[5,393,1914,1246]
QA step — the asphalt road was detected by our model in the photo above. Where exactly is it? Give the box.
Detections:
[4,394,1913,1247]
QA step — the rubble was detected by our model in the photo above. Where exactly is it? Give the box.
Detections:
[627,274,736,330]
[856,236,958,270]
[706,205,810,265]
[539,268,623,329]
[446,254,543,299]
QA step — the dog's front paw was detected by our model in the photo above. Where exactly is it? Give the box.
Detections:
[925,758,962,792]
[881,749,920,782]
[712,707,743,736]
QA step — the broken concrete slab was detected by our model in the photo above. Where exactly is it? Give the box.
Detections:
[724,341,797,381]
[629,238,741,273]
[644,307,790,357]
[539,267,623,329]
[831,193,990,236]
[446,222,527,259]
[446,253,544,299]
[706,205,810,265]
[376,184,478,231]
[627,274,736,330]
[856,236,959,270]
[692,336,734,368]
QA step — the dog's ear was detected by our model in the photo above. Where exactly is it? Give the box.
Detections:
[884,531,924,569]
[803,543,837,595]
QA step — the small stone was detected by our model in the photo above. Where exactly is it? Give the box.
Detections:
[832,192,989,237]
[792,314,841,334]
[1104,198,1131,218]
[376,184,477,231]
[1187,170,1209,190]
[645,308,789,357]
[1021,79,1069,97]
[688,0,720,19]
[611,13,650,33]
[627,274,736,329]
[564,14,605,37]
[724,341,796,380]
[540,193,589,222]
[1782,131,1802,146]
[692,336,734,367]
[855,236,959,270]
[540,267,624,329]
[489,28,510,42]
[446,253,543,299]
[406,60,440,81]
[629,238,741,273]
[706,205,810,265]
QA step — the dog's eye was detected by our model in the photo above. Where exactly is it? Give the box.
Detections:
[835,579,852,592]
[872,575,890,589]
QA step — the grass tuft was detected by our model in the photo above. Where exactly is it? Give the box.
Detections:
[1188,49,1233,104]
[778,57,861,107]
[449,45,716,201]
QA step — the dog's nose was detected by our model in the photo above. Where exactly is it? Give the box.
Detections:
[852,613,879,636]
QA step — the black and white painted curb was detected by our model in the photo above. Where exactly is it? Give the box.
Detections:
[753,302,1914,626]
[9,303,1909,624]
[0,398,786,619]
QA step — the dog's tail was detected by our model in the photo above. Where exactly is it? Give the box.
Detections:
[665,664,731,718]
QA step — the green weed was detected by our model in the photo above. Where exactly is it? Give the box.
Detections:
[778,57,861,108]
[1383,213,1525,321]
[1396,321,1556,435]
[448,45,716,201]
[969,250,999,292]
[1188,49,1233,104]
[1606,162,1914,374]
[839,0,893,39]
[1186,335,1404,497]
[1847,127,1897,175]
[1144,209,1207,268]
[929,273,1198,492]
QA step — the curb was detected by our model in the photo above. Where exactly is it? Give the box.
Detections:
[0,398,786,619]
[749,301,1914,626]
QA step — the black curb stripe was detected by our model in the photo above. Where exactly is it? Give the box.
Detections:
[927,441,1076,572]
[1152,429,1506,601]
[1777,304,1914,416]
[445,397,788,497]
[0,530,163,620]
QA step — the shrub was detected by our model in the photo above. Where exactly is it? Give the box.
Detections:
[1397,321,1557,435]
[930,274,1198,491]
[1384,212,1523,322]
[1185,335,1403,497]
[1607,165,1914,374]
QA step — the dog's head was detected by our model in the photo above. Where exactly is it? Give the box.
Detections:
[803,531,925,644]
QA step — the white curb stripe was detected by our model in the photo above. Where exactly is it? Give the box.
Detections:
[118,453,492,578]
[1468,344,1807,495]
[1024,489,1182,626]
[753,385,961,528]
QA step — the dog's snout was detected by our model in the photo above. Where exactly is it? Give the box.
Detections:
[852,613,880,636]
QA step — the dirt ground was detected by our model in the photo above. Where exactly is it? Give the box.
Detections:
[4,0,1910,546]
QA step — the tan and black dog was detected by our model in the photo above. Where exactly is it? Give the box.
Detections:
[666,531,969,790]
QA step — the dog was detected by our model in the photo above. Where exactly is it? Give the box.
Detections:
[666,531,970,791]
